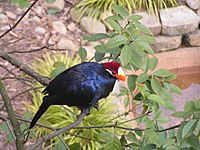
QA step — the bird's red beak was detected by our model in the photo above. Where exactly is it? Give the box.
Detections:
[115,67,126,81]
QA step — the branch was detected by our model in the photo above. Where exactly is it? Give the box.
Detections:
[0,0,39,39]
[0,52,50,86]
[0,79,24,150]
[157,124,181,132]
[28,112,87,150]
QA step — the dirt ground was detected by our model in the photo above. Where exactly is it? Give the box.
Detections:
[0,0,82,149]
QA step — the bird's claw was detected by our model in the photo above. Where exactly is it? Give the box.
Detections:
[93,102,99,111]
[77,108,90,118]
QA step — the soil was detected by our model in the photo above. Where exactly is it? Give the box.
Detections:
[0,0,81,149]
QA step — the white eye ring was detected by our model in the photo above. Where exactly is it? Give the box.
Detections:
[106,69,112,75]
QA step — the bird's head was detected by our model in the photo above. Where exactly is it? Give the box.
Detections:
[103,62,126,81]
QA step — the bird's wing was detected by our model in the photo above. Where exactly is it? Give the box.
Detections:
[42,65,88,95]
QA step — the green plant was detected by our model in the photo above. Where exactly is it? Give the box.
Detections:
[75,0,178,20]
[26,52,130,149]
[11,0,30,9]
[77,4,200,149]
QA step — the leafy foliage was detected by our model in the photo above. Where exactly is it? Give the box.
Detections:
[77,4,200,149]
[11,0,30,9]
[25,52,130,149]
[75,0,178,20]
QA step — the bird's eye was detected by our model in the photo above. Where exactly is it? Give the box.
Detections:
[112,71,116,74]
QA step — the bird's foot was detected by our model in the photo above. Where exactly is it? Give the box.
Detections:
[77,108,90,118]
[93,102,99,111]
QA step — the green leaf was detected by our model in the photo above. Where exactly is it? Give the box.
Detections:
[157,116,168,123]
[7,133,14,143]
[23,111,32,119]
[194,100,200,109]
[164,100,176,111]
[135,35,156,43]
[94,51,105,62]
[149,57,158,71]
[18,0,30,9]
[53,61,66,68]
[88,33,108,42]
[184,101,195,112]
[141,144,156,150]
[47,8,59,14]
[82,34,90,40]
[11,0,18,5]
[134,23,153,35]
[128,15,143,22]
[120,45,132,66]
[127,132,138,142]
[139,42,154,55]
[171,111,185,118]
[0,123,8,131]
[167,83,182,95]
[78,47,87,61]
[186,133,200,150]
[106,15,124,21]
[69,143,81,150]
[165,74,177,81]
[106,19,121,33]
[120,134,127,146]
[111,4,129,17]
[128,143,140,149]
[103,136,122,150]
[168,129,176,138]
[153,69,173,78]
[124,27,140,40]
[147,94,165,107]
[134,128,143,137]
[118,87,129,96]
[105,35,128,49]
[182,119,197,139]
[124,97,130,107]
[144,128,162,147]
[50,66,66,78]
[127,75,137,92]
[150,77,161,95]
[166,147,178,150]
[47,0,56,3]
[177,121,186,144]
[94,45,120,53]
[137,73,149,83]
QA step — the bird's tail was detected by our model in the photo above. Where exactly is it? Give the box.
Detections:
[29,96,51,129]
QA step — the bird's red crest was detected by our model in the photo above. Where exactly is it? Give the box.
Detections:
[103,62,120,72]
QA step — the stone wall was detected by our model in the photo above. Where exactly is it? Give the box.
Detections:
[75,1,200,53]
[137,4,200,52]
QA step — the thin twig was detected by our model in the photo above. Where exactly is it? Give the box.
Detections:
[118,111,151,125]
[0,52,51,86]
[55,133,70,150]
[0,64,17,77]
[28,112,87,150]
[157,124,181,132]
[0,0,39,39]
[7,44,53,54]
[6,120,16,141]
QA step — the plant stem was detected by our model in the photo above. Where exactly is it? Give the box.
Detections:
[0,79,24,150]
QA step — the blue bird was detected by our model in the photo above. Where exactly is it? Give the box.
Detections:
[29,62,125,129]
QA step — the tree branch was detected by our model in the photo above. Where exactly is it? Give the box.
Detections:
[0,0,39,39]
[0,52,50,86]
[0,79,24,150]
[28,112,87,150]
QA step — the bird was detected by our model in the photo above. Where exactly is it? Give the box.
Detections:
[29,61,125,129]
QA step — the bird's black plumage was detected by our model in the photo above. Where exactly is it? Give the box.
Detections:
[29,62,118,129]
